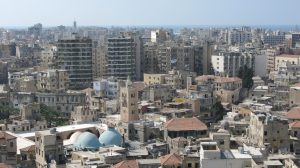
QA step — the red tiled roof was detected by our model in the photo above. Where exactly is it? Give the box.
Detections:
[20,145,35,152]
[160,153,182,166]
[292,83,300,87]
[0,131,17,140]
[287,107,300,120]
[113,160,138,168]
[164,117,207,131]
[0,163,14,168]
[195,75,215,82]
[215,76,242,83]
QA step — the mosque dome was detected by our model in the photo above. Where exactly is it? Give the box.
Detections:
[69,131,82,144]
[99,127,122,146]
[74,132,101,149]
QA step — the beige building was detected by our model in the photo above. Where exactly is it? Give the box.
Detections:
[266,48,280,73]
[41,45,56,68]
[248,112,289,153]
[0,131,17,165]
[289,83,300,107]
[35,128,65,168]
[274,54,300,71]
[120,77,140,123]
[144,70,194,89]
[214,77,242,104]
[36,69,69,92]
[92,44,107,79]
[71,106,99,124]
[143,73,166,85]
[21,102,41,121]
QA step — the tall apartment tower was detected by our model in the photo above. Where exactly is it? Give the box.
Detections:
[56,36,93,89]
[120,77,139,122]
[92,43,107,79]
[107,36,137,80]
[202,41,214,75]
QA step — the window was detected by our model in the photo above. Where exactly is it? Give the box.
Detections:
[188,163,192,168]
[10,141,13,147]
[264,131,267,136]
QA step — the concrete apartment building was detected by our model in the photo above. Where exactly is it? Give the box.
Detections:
[262,34,285,46]
[274,54,300,71]
[266,48,281,73]
[92,44,107,79]
[199,142,252,168]
[93,77,120,99]
[56,36,93,89]
[40,45,56,68]
[143,42,203,75]
[248,112,289,153]
[211,51,255,77]
[106,36,138,80]
[0,61,8,84]
[228,29,252,44]
[36,69,69,92]
[291,33,300,48]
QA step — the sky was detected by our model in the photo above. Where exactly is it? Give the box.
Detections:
[0,0,299,27]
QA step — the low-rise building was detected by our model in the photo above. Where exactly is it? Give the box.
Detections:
[164,117,207,140]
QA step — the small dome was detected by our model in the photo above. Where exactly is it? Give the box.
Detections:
[99,127,122,146]
[74,132,101,149]
[69,131,82,144]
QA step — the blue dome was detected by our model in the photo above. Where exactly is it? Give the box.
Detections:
[74,132,101,149]
[99,127,122,146]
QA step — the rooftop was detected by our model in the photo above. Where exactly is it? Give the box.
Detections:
[164,117,207,131]
[160,153,182,166]
[287,107,300,120]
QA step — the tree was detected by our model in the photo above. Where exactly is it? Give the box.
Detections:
[0,105,19,120]
[208,63,215,75]
[238,65,254,90]
[211,101,226,121]
[40,104,68,127]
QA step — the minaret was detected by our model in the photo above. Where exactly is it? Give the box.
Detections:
[120,76,139,122]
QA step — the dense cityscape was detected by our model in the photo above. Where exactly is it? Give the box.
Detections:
[0,1,300,168]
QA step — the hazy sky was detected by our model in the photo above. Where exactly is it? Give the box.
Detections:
[0,0,299,27]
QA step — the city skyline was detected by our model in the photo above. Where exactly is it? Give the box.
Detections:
[0,0,299,27]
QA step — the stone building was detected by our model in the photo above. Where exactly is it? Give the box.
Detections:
[164,117,207,140]
[248,112,289,153]
[36,69,69,92]
[36,90,86,116]
[120,77,139,123]
[35,128,65,168]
